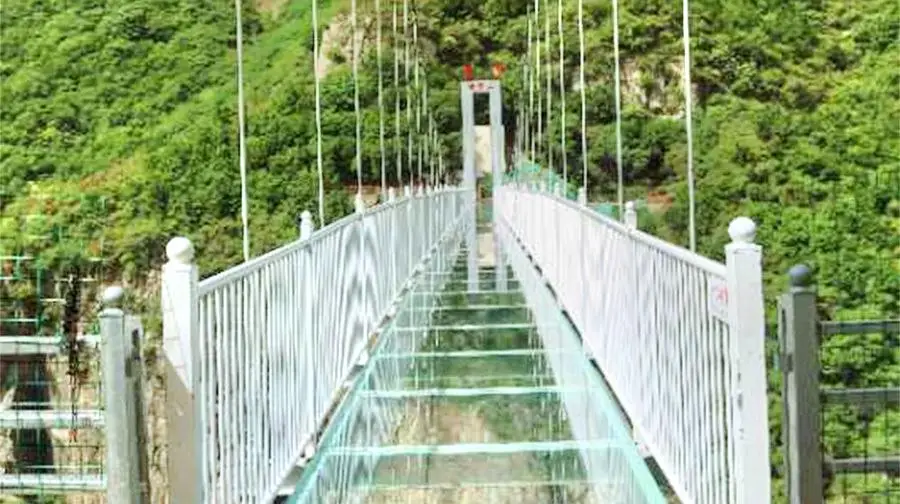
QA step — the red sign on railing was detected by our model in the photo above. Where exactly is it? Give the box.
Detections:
[707,277,729,321]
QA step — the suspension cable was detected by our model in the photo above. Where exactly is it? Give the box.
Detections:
[351,0,362,196]
[311,0,326,226]
[682,0,697,251]
[545,0,553,177]
[527,13,535,161]
[534,0,542,165]
[403,0,413,188]
[413,7,422,186]
[557,0,567,191]
[234,0,250,260]
[430,116,438,185]
[377,0,386,198]
[393,1,402,188]
[577,0,587,197]
[613,0,624,219]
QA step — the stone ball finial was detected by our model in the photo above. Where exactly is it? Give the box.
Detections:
[102,285,124,307]
[166,237,194,264]
[788,264,813,288]
[728,217,757,244]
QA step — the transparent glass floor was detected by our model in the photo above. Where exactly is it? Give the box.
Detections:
[289,255,665,503]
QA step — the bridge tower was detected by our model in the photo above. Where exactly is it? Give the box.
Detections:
[460,77,507,293]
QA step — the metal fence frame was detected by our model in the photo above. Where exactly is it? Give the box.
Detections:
[778,264,900,503]
[0,286,147,503]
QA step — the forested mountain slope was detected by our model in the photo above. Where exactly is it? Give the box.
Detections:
[1,0,898,499]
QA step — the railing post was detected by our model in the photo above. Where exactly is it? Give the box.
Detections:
[388,189,398,295]
[101,286,144,504]
[724,217,771,504]
[778,264,823,504]
[355,192,369,363]
[624,201,638,229]
[161,237,202,504]
[300,210,314,240]
[405,185,414,286]
[577,187,587,206]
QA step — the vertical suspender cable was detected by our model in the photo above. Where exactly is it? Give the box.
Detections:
[430,117,436,186]
[351,0,362,196]
[557,0,567,192]
[403,0,413,187]
[545,1,553,177]
[311,0,326,227]
[393,2,403,187]
[431,117,443,185]
[577,0,587,197]
[612,0,624,219]
[527,14,535,162]
[413,10,422,186]
[234,0,250,261]
[516,79,524,166]
[423,112,430,186]
[534,0,542,165]
[682,0,697,251]
[377,0,386,197]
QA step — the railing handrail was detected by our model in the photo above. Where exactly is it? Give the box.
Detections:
[198,187,466,294]
[495,183,771,504]
[509,183,727,277]
[162,185,473,503]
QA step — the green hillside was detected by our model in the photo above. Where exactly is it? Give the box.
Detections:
[1,0,898,500]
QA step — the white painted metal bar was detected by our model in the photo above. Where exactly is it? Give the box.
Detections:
[162,188,472,503]
[329,438,625,457]
[494,184,771,504]
[0,409,105,429]
[495,212,666,502]
[0,334,101,355]
[0,474,106,492]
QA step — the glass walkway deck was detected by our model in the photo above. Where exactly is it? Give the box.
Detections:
[287,228,667,503]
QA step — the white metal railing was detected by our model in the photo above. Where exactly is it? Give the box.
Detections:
[161,186,471,503]
[494,183,770,504]
[495,219,667,503]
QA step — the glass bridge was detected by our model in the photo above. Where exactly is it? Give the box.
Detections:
[287,210,668,503]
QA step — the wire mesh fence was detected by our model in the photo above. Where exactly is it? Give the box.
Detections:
[1,254,108,503]
[777,266,899,504]
[819,320,900,502]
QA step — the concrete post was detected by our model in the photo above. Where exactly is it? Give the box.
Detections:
[101,286,146,504]
[724,217,771,504]
[778,264,823,504]
[161,237,202,504]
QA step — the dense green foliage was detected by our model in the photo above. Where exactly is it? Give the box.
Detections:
[1,0,898,500]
